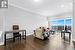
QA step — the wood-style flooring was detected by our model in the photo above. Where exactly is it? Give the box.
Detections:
[0,33,75,50]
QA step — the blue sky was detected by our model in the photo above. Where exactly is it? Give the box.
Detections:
[51,19,72,26]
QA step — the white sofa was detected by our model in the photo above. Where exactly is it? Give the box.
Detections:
[35,28,44,40]
[34,27,48,40]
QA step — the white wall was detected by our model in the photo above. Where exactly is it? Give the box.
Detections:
[0,9,6,45]
[72,0,75,41]
[48,12,72,21]
[4,5,48,33]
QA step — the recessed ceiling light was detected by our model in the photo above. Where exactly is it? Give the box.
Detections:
[34,0,40,2]
[61,5,65,8]
[69,2,72,6]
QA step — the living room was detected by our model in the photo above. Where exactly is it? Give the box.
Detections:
[0,0,74,50]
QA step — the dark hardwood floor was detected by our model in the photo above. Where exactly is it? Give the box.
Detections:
[0,33,75,50]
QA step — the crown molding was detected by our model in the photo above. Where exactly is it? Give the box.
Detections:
[8,3,46,17]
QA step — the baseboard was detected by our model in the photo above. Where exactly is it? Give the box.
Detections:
[26,33,33,36]
[72,39,75,42]
[0,42,4,45]
[0,33,33,46]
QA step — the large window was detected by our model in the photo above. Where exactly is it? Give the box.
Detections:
[65,19,72,26]
[65,18,72,30]
[50,17,72,31]
[50,19,64,31]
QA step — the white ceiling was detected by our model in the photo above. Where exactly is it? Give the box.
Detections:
[9,0,73,16]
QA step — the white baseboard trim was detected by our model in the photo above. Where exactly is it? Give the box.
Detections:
[0,42,4,45]
[26,33,33,36]
[0,33,33,46]
[72,39,75,42]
